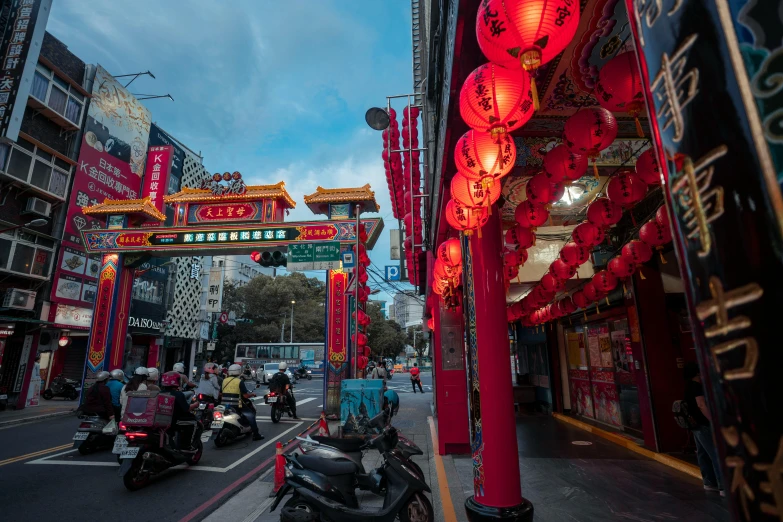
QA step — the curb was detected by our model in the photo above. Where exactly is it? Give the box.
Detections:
[0,409,75,428]
[552,412,702,479]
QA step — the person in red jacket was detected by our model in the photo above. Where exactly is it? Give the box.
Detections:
[82,371,115,421]
[410,363,423,393]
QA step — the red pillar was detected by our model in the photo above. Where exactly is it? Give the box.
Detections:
[463,208,533,521]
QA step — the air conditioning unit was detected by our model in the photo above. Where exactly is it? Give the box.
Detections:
[24,197,52,218]
[3,288,36,310]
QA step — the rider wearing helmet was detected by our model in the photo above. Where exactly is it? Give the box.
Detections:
[269,362,297,419]
[161,372,200,450]
[172,362,197,390]
[146,368,160,391]
[106,369,125,419]
[222,364,263,441]
[196,362,221,401]
[120,367,148,417]
[83,371,115,421]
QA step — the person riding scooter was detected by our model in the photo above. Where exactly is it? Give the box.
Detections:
[146,368,160,391]
[171,362,196,398]
[196,363,221,402]
[269,362,297,419]
[83,371,115,421]
[160,372,200,450]
[222,364,263,441]
[106,369,125,419]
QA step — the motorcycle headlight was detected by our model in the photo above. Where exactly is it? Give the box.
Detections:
[285,467,293,478]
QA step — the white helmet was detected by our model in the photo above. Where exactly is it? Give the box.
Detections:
[134,367,149,377]
[173,362,185,374]
[278,361,288,371]
[96,371,110,382]
[110,369,125,381]
[147,368,159,381]
[228,364,242,376]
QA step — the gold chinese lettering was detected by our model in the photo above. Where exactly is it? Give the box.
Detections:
[753,437,783,518]
[650,34,699,142]
[671,147,727,256]
[632,0,684,47]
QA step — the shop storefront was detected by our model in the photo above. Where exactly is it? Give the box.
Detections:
[47,303,93,384]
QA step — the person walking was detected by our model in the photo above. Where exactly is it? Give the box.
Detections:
[684,362,724,495]
[410,363,423,393]
[371,360,388,389]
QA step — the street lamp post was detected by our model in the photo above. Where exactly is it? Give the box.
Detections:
[0,218,48,235]
[290,300,295,343]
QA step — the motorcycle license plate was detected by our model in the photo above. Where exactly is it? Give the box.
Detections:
[112,435,128,454]
[72,432,89,441]
[210,421,224,429]
[198,403,207,410]
[266,396,278,403]
[0,394,7,399]
[120,447,140,459]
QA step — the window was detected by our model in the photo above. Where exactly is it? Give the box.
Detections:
[2,138,72,198]
[30,64,85,127]
[0,229,55,278]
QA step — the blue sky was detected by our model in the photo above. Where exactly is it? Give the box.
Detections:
[48,0,415,304]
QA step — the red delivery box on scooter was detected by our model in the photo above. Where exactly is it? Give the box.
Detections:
[122,390,174,428]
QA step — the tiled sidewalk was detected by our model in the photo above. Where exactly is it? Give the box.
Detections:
[0,400,77,427]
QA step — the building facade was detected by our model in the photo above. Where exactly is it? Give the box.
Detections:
[392,291,423,329]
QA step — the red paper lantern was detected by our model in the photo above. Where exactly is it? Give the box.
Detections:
[432,278,448,295]
[551,258,576,281]
[541,272,565,293]
[445,199,489,234]
[655,206,670,230]
[526,172,561,205]
[593,270,618,293]
[455,130,516,181]
[434,260,460,280]
[586,197,623,228]
[622,240,654,265]
[564,108,619,175]
[557,296,577,315]
[572,291,589,309]
[451,173,501,208]
[514,200,549,228]
[639,219,672,247]
[517,248,529,266]
[544,144,588,183]
[358,356,369,370]
[503,250,521,268]
[635,148,661,185]
[607,171,648,207]
[459,62,534,135]
[476,0,580,110]
[506,225,536,250]
[582,282,602,302]
[505,264,520,281]
[572,222,603,248]
[427,317,435,330]
[437,238,462,267]
[608,256,636,278]
[596,51,645,136]
[352,332,368,347]
[560,242,590,266]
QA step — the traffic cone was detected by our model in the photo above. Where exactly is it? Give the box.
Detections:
[318,411,330,437]
[271,441,285,496]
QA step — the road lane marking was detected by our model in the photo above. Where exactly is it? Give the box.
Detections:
[251,397,318,407]
[0,443,73,467]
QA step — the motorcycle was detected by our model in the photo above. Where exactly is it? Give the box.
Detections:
[43,375,80,401]
[194,394,217,425]
[72,414,116,455]
[295,366,312,381]
[270,416,433,522]
[265,384,295,423]
[210,405,253,447]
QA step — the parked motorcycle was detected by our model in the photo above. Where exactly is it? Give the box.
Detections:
[117,390,204,491]
[265,384,296,423]
[295,365,312,381]
[271,417,433,521]
[210,405,253,447]
[43,375,80,400]
[72,414,116,455]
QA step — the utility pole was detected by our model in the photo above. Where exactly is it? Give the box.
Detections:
[290,300,295,343]
[280,317,285,343]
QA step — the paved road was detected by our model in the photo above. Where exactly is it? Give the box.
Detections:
[0,378,327,522]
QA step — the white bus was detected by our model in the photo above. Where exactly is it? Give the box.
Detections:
[234,343,324,380]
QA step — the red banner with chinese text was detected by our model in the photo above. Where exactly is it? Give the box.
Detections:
[297,224,338,242]
[86,254,119,373]
[188,202,264,224]
[140,145,173,227]
[327,270,348,371]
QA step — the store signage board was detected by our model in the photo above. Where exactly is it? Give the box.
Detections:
[81,218,383,257]
[288,242,341,271]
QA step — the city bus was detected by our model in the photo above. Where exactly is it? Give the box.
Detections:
[234,343,324,380]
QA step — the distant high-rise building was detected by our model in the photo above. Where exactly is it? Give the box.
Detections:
[392,291,423,329]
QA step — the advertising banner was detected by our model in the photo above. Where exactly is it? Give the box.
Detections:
[147,123,184,195]
[50,303,93,330]
[0,0,52,142]
[140,145,173,227]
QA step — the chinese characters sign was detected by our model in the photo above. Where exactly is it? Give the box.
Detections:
[187,202,263,224]
[288,242,341,271]
[0,0,50,141]
[206,267,222,313]
[85,254,118,373]
[140,145,173,225]
[326,270,348,370]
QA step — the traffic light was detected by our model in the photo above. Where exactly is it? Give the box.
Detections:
[250,249,287,268]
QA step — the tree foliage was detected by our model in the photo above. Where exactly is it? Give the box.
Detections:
[365,302,406,360]
[406,325,428,359]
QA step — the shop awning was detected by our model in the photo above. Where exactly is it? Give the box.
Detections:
[0,315,53,325]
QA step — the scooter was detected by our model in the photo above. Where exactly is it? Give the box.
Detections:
[118,418,204,491]
[265,384,296,423]
[73,414,116,455]
[271,420,433,522]
[43,375,80,400]
[194,394,217,425]
[210,405,253,447]
[295,366,312,380]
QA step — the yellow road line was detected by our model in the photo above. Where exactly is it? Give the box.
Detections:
[0,443,73,467]
[428,416,458,522]
[552,413,702,479]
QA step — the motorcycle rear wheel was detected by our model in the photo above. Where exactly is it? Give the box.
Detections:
[271,405,282,423]
[399,493,434,522]
[214,430,229,448]
[123,461,151,491]
[42,390,53,400]
[66,389,79,401]
[77,434,97,455]
[187,440,204,465]
[283,495,319,516]
[307,375,312,380]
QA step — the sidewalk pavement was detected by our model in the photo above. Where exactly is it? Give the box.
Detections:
[0,400,77,427]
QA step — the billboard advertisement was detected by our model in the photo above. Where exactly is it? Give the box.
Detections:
[148,123,184,195]
[52,65,152,309]
[129,258,170,332]
[139,145,173,227]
